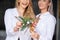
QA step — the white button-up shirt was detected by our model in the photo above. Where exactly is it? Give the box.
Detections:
[4,8,31,40]
[4,8,56,40]
[35,12,56,40]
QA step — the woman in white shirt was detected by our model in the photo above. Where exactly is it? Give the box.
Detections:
[30,0,56,40]
[4,0,35,40]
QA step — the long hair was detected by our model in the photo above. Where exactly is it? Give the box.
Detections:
[48,0,54,15]
[15,0,35,19]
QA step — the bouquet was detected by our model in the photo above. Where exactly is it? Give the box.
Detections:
[15,16,34,31]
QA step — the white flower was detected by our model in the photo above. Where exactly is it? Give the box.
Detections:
[27,21,30,24]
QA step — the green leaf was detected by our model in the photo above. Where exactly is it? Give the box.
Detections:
[18,16,34,31]
[21,25,26,31]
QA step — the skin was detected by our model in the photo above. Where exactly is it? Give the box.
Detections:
[38,0,50,13]
[19,0,29,9]
[31,0,51,40]
[14,0,30,32]
[17,0,30,17]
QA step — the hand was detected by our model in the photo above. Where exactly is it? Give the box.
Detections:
[32,21,37,27]
[30,31,39,40]
[32,17,39,27]
[14,21,22,32]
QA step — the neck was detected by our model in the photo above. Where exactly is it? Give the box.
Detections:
[17,6,25,17]
[41,8,48,14]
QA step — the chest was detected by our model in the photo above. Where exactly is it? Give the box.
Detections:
[35,17,48,35]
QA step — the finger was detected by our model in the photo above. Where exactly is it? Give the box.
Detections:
[16,26,20,29]
[34,33,39,39]
[17,22,22,25]
[32,22,37,27]
[31,32,37,37]
[16,22,22,27]
[30,32,39,39]
[32,23,36,27]
[14,27,19,32]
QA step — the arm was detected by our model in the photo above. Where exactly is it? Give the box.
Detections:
[38,17,56,40]
[4,9,18,36]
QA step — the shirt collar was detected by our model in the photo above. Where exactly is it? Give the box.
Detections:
[39,12,50,19]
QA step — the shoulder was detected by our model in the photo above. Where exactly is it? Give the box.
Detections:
[46,13,56,24]
[5,8,16,12]
[5,8,16,15]
[5,8,16,14]
[47,13,56,20]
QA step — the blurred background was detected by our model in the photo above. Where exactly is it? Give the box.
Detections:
[0,0,57,40]
[58,0,60,40]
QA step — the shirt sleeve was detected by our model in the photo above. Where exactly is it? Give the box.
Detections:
[35,16,56,40]
[4,9,18,36]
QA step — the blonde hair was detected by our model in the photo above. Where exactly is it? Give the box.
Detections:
[15,0,35,19]
[48,0,54,15]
